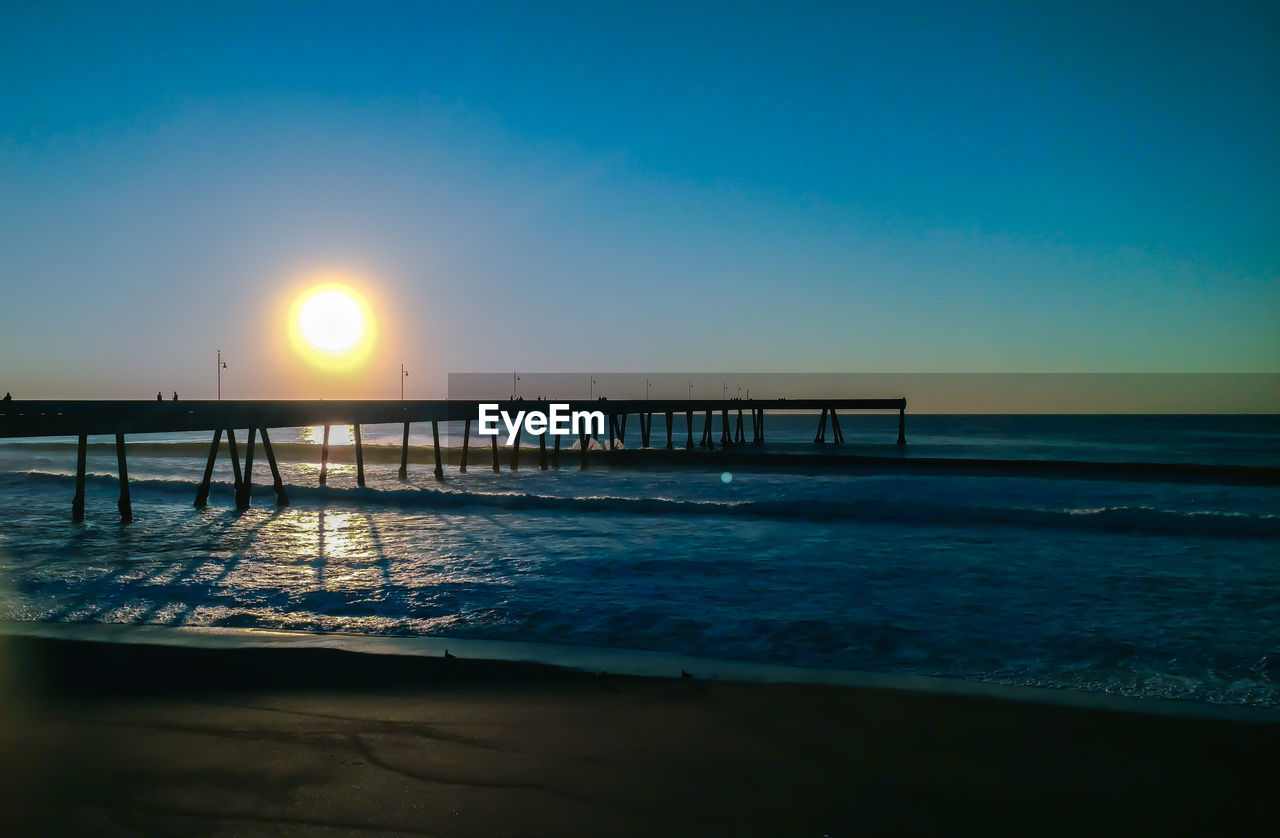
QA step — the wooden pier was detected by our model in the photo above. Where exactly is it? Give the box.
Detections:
[0,398,906,521]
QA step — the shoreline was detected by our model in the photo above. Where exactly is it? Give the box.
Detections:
[6,621,1278,723]
[1,629,1275,835]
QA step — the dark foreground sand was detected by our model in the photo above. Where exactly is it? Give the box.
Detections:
[1,636,1275,837]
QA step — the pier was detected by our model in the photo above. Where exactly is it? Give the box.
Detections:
[0,398,907,521]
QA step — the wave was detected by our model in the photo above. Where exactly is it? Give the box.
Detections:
[7,440,1278,486]
[6,470,1278,539]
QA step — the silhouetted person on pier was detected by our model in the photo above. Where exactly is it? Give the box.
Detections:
[156,392,162,401]
[172,391,178,401]
[2,392,11,402]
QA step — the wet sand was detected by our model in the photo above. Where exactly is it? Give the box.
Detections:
[1,635,1275,836]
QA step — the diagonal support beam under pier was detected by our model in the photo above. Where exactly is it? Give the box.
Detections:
[195,428,222,507]
[830,409,844,444]
[236,428,256,509]
[226,428,243,491]
[259,427,289,506]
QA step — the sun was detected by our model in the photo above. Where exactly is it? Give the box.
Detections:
[299,288,364,352]
[288,283,376,369]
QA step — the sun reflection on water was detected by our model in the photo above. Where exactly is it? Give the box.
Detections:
[226,508,389,595]
[300,425,355,446]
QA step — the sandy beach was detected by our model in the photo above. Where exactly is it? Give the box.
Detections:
[1,634,1275,836]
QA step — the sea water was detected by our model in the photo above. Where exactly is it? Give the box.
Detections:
[0,414,1276,707]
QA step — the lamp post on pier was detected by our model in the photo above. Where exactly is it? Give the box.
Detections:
[401,364,409,401]
[217,351,227,400]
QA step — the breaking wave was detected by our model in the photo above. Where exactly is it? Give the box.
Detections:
[8,470,1277,539]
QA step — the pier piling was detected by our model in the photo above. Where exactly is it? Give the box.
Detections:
[666,411,674,449]
[432,420,443,479]
[115,433,131,523]
[898,406,906,446]
[490,433,499,472]
[830,409,844,444]
[814,408,828,444]
[539,430,548,469]
[686,411,694,450]
[511,427,521,470]
[353,425,365,487]
[553,432,561,468]
[72,433,87,521]
[460,419,470,473]
[195,428,222,507]
[399,421,410,479]
[319,424,330,485]
[579,430,588,469]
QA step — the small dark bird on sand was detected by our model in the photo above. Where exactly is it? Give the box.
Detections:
[443,649,455,659]
[593,671,623,694]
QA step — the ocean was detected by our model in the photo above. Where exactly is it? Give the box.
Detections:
[0,413,1276,707]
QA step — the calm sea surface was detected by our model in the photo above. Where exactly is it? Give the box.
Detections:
[1,414,1277,707]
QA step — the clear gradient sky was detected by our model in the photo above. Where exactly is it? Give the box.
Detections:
[1,1,1277,399]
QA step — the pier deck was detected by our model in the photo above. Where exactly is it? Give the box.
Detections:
[0,398,904,438]
[0,398,906,520]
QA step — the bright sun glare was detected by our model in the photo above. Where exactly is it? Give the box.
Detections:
[299,289,364,352]
[288,282,376,369]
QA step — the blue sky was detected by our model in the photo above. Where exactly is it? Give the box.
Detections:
[1,1,1276,398]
